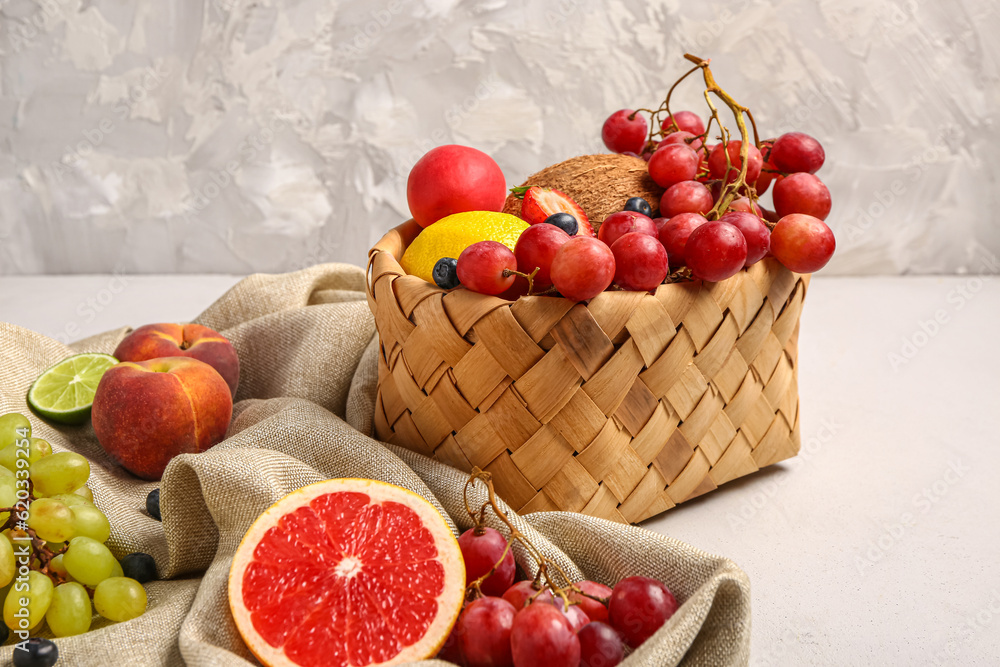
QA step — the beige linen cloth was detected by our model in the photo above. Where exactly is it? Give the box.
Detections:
[0,264,750,666]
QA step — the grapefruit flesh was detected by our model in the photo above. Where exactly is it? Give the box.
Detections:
[229,479,465,667]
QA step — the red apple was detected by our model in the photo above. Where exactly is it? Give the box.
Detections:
[113,323,240,397]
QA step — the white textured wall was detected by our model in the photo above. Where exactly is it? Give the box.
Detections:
[0,0,997,275]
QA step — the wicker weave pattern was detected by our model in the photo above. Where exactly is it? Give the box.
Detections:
[367,221,809,524]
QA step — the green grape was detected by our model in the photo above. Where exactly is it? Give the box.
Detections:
[111,559,123,579]
[0,477,17,526]
[43,541,66,552]
[93,577,147,622]
[29,438,52,462]
[63,536,116,587]
[0,413,30,450]
[49,554,68,577]
[46,581,92,637]
[70,504,111,543]
[3,570,53,631]
[29,452,90,496]
[27,498,76,543]
[0,466,13,480]
[0,438,51,472]
[74,486,95,503]
[50,493,91,508]
[0,533,13,588]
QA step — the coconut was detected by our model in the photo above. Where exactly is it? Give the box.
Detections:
[502,154,665,232]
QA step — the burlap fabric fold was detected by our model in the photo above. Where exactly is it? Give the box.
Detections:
[0,264,750,666]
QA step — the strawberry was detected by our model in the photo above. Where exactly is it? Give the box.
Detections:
[513,186,594,236]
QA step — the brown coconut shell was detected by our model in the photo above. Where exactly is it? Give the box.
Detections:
[502,154,664,232]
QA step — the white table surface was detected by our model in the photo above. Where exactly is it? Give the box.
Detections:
[2,274,998,666]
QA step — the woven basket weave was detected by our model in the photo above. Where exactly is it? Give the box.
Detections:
[367,219,810,524]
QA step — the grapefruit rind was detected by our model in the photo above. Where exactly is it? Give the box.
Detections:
[228,478,465,667]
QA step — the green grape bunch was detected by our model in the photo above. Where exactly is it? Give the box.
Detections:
[0,412,150,642]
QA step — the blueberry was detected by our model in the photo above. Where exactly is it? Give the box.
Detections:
[624,197,652,217]
[146,488,161,521]
[13,638,58,667]
[432,257,460,289]
[543,212,578,235]
[120,552,158,583]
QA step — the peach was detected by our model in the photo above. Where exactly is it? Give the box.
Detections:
[113,323,240,397]
[92,357,233,480]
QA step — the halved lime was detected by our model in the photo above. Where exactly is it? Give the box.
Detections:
[27,353,119,425]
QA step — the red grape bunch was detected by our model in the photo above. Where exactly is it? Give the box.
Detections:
[439,469,680,667]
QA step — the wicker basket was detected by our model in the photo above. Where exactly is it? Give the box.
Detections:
[367,219,809,524]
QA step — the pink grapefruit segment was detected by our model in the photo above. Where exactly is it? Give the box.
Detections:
[229,479,465,667]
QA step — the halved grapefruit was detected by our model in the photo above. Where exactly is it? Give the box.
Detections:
[229,478,465,667]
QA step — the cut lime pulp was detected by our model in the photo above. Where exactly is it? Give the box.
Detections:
[27,353,118,425]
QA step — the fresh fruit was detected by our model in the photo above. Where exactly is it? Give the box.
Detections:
[30,452,90,496]
[550,237,616,302]
[229,478,465,667]
[569,581,612,623]
[46,582,92,637]
[514,222,571,291]
[543,213,579,236]
[62,536,117,587]
[597,211,656,247]
[4,571,52,631]
[26,353,118,425]
[519,187,593,237]
[663,110,705,135]
[92,356,233,480]
[548,599,589,633]
[503,580,552,611]
[113,324,240,397]
[684,221,748,282]
[610,233,669,292]
[437,623,466,665]
[754,138,777,195]
[407,145,507,228]
[660,180,713,217]
[458,596,516,667]
[770,214,836,273]
[120,553,157,583]
[0,413,30,448]
[68,503,110,542]
[400,211,529,284]
[26,498,75,543]
[773,172,832,220]
[459,526,516,597]
[602,110,648,155]
[608,576,678,648]
[578,622,625,667]
[433,257,461,289]
[661,130,704,153]
[0,534,15,588]
[727,197,764,216]
[93,577,147,622]
[708,141,763,185]
[146,488,161,520]
[647,144,699,189]
[510,602,580,667]
[458,242,518,296]
[770,131,825,174]
[718,211,771,266]
[657,213,707,268]
[12,637,58,667]
[623,197,652,218]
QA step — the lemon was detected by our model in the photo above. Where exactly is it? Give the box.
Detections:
[401,212,529,284]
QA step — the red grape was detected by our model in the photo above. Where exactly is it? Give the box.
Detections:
[684,221,747,282]
[438,620,467,664]
[547,599,589,633]
[660,130,704,153]
[770,213,836,273]
[514,224,571,290]
[647,144,700,189]
[510,603,581,667]
[754,138,777,195]
[569,581,613,624]
[652,217,670,235]
[597,210,656,247]
[458,527,516,597]
[727,197,763,217]
[660,180,713,217]
[773,172,832,220]
[457,242,517,296]
[770,131,825,174]
[610,232,669,292]
[458,597,516,667]
[503,581,553,611]
[608,576,678,648]
[602,110,648,155]
[657,212,707,268]
[708,141,763,185]
[550,237,616,301]
[718,211,770,266]
[664,110,705,135]
[578,622,625,667]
